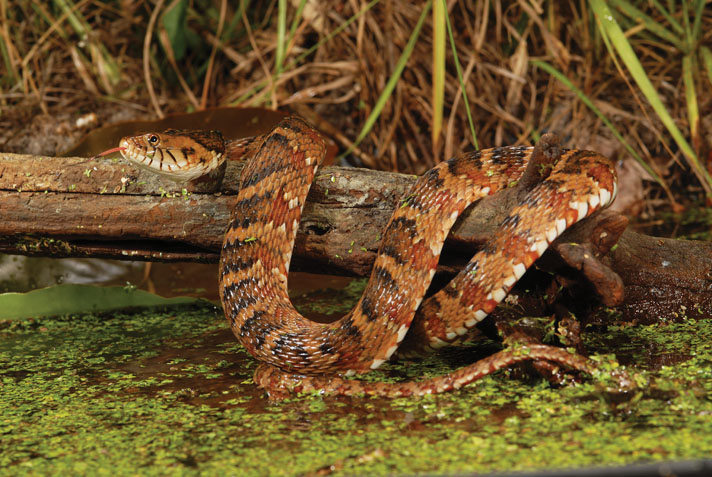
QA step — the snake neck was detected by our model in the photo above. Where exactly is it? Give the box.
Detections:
[225,135,266,163]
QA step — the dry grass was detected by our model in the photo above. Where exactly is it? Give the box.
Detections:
[1,0,710,207]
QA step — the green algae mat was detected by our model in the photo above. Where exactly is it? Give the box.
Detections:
[2,287,712,475]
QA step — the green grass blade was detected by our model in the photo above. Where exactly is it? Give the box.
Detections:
[701,46,712,86]
[432,0,445,148]
[0,41,14,84]
[682,1,691,45]
[590,0,712,195]
[444,0,477,149]
[52,0,121,86]
[609,0,683,49]
[339,0,433,161]
[682,54,699,142]
[52,0,86,36]
[648,0,684,34]
[31,2,69,41]
[275,0,287,74]
[690,0,706,45]
[531,59,665,188]
[288,0,309,45]
[162,0,189,60]
[222,0,250,40]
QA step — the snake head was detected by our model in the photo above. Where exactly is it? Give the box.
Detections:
[119,129,226,182]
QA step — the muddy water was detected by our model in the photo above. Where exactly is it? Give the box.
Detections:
[3,266,712,474]
[0,254,350,304]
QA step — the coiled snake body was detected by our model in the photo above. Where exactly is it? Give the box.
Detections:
[120,116,617,397]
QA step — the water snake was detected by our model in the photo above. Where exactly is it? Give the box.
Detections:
[118,116,618,397]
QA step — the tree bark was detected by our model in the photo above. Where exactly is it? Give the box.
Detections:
[1,152,710,323]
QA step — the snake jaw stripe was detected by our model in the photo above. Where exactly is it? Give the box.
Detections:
[119,117,617,397]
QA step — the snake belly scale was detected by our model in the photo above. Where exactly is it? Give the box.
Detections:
[119,116,618,397]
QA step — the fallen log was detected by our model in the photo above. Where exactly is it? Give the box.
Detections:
[1,151,710,323]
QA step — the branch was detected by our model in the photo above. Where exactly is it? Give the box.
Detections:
[1,152,710,322]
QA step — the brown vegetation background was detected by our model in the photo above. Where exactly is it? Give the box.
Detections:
[2,1,711,218]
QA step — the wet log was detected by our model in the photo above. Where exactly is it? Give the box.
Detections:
[1,152,711,322]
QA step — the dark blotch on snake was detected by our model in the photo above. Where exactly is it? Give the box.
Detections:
[272,332,309,362]
[319,341,336,355]
[360,296,378,322]
[380,218,417,266]
[239,310,265,338]
[221,257,256,278]
[374,266,398,293]
[242,157,288,188]
[421,168,445,190]
[501,213,521,229]
[340,317,362,338]
[447,150,482,176]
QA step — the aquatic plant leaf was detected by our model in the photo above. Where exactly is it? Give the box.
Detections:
[162,0,189,60]
[0,284,202,320]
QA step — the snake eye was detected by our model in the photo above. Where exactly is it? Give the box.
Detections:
[148,135,159,145]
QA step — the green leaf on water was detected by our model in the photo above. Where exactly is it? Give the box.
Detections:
[0,284,202,320]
